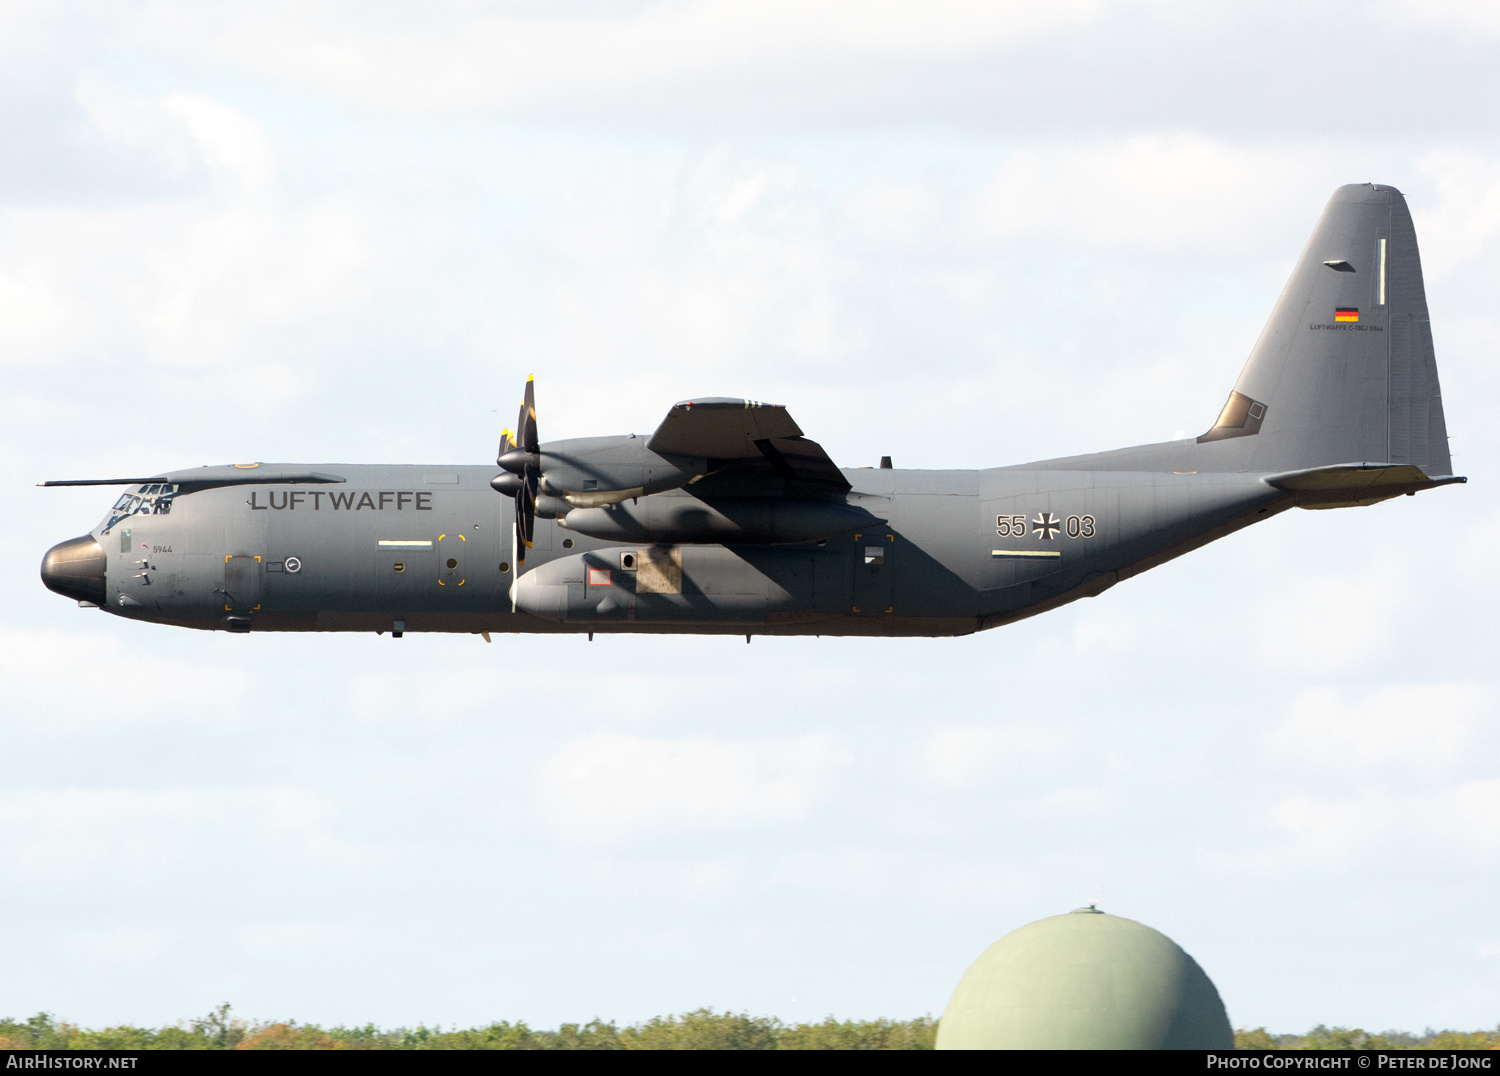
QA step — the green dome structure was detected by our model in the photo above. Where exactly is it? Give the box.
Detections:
[935,907,1233,1050]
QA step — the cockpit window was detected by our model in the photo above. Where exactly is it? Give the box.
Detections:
[104,484,178,532]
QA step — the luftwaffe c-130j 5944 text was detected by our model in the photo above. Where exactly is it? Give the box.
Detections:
[40,185,1465,640]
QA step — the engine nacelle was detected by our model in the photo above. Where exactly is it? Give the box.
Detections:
[533,494,571,519]
[558,494,881,545]
[534,435,703,503]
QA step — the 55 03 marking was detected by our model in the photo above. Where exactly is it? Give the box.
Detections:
[995,514,1095,539]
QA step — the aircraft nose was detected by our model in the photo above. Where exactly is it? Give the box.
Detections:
[41,534,107,605]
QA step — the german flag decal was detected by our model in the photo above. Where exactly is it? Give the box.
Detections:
[1334,307,1359,322]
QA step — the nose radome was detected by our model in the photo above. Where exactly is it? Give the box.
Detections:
[41,534,107,605]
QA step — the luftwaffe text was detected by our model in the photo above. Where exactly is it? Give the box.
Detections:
[247,491,433,511]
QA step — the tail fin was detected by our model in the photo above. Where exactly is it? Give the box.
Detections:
[1198,183,1453,477]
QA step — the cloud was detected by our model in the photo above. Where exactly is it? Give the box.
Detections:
[61,927,172,965]
[79,0,1490,150]
[1414,151,1500,275]
[127,0,1105,116]
[1375,0,1500,39]
[536,733,846,841]
[1456,509,1500,584]
[344,668,508,730]
[509,151,853,398]
[0,787,330,887]
[479,131,1345,461]
[0,88,402,376]
[156,92,276,196]
[0,629,251,729]
[238,919,362,958]
[1267,683,1493,776]
[1070,609,1139,658]
[837,134,1336,259]
[1274,781,1500,868]
[974,135,1330,256]
[1252,570,1401,675]
[920,724,1071,791]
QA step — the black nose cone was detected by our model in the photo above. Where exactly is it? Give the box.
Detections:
[41,534,107,605]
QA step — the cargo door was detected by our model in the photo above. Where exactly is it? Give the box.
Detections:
[852,531,894,616]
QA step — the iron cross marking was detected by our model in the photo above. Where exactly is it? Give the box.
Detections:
[1032,512,1061,540]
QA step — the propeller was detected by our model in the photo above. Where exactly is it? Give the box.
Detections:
[492,377,541,567]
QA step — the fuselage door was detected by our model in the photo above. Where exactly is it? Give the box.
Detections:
[380,538,435,609]
[852,531,894,616]
[222,554,262,614]
[438,532,466,588]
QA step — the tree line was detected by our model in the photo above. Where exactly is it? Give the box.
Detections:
[1235,1026,1500,1051]
[0,1006,936,1050]
[3,1007,1496,1050]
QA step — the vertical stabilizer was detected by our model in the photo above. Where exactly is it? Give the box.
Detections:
[1197,184,1452,476]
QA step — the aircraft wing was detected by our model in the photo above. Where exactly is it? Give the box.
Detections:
[646,398,850,493]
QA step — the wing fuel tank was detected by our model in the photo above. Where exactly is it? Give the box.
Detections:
[559,495,881,545]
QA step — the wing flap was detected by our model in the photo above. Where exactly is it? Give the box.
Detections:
[753,437,850,491]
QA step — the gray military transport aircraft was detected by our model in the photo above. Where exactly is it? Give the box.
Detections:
[40,183,1463,640]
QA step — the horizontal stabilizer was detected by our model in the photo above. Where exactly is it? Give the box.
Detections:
[1263,462,1465,509]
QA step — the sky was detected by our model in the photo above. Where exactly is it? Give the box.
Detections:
[3,0,1499,1035]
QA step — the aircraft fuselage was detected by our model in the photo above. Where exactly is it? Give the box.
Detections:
[41,185,1465,637]
[65,460,1289,638]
